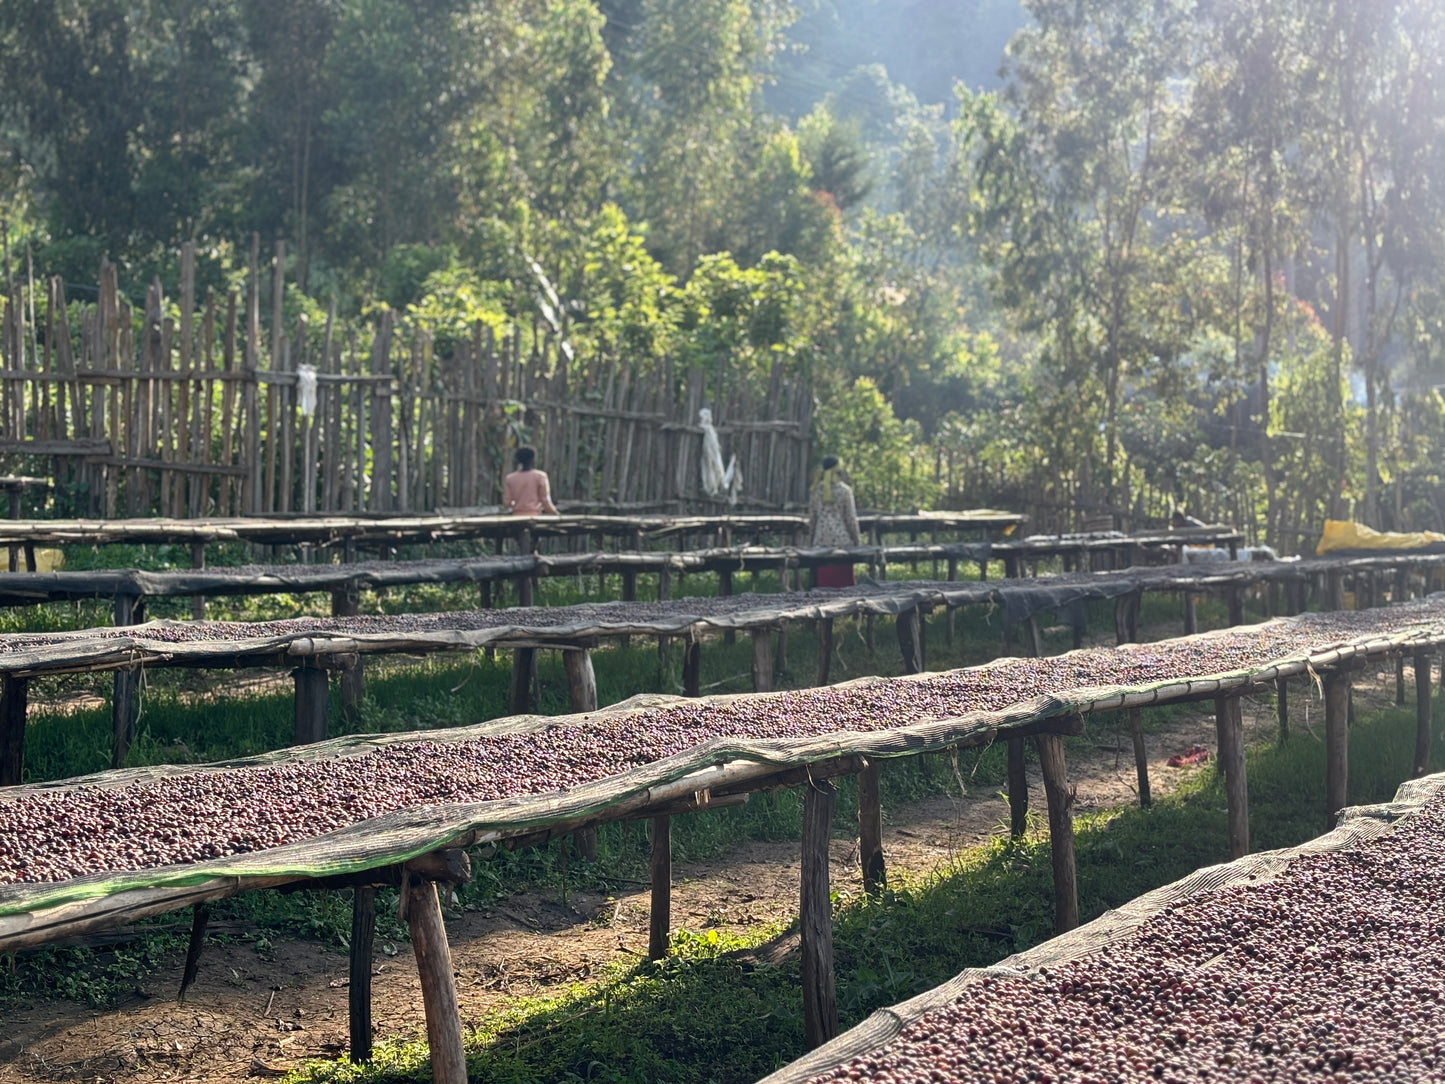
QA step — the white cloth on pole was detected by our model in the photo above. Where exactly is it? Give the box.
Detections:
[297,364,319,417]
[698,407,742,504]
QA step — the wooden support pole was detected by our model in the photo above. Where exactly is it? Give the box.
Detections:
[1007,736,1028,839]
[189,541,206,621]
[621,569,637,602]
[1024,616,1044,658]
[1415,651,1433,779]
[509,647,537,715]
[1324,670,1351,828]
[682,640,701,698]
[801,778,838,1049]
[1182,591,1198,635]
[1213,694,1249,859]
[895,608,922,674]
[350,886,376,1063]
[0,675,26,787]
[720,570,735,645]
[177,902,210,1002]
[1397,655,1408,706]
[1126,708,1150,807]
[293,662,330,745]
[864,613,876,655]
[1276,677,1289,743]
[648,815,671,960]
[750,628,774,693]
[774,622,789,675]
[403,878,468,1084]
[816,617,834,687]
[516,573,534,608]
[857,760,885,895]
[112,593,143,768]
[1226,586,1245,627]
[564,649,597,713]
[479,579,493,609]
[332,581,364,722]
[565,649,600,861]
[1036,733,1078,933]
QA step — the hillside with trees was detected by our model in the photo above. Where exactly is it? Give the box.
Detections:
[1,0,1443,548]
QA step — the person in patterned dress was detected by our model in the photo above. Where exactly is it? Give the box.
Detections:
[809,455,861,587]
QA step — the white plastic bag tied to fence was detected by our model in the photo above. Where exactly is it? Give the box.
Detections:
[698,407,742,505]
[296,364,319,418]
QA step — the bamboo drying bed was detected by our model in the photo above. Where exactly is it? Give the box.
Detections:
[1,599,1441,1075]
[760,771,1445,1084]
[0,508,1024,554]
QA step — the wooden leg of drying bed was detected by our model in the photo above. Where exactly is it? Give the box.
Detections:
[649,815,672,960]
[190,541,206,621]
[1024,616,1044,658]
[1397,656,1408,706]
[683,640,701,698]
[720,571,735,645]
[564,649,597,714]
[0,675,27,787]
[774,622,789,675]
[1415,651,1433,779]
[293,663,330,745]
[405,879,468,1084]
[1007,736,1028,839]
[1183,591,1198,635]
[864,613,876,655]
[801,778,838,1049]
[750,629,774,693]
[350,886,376,1063]
[858,760,885,895]
[816,617,834,687]
[177,902,210,1002]
[1214,694,1249,859]
[1036,733,1078,934]
[1324,670,1351,827]
[1226,586,1244,628]
[1277,677,1289,743]
[895,608,923,674]
[1127,708,1150,807]
[112,593,143,769]
[510,647,537,715]
[566,650,600,861]
[332,581,364,722]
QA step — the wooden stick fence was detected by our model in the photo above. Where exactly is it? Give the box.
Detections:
[0,244,812,517]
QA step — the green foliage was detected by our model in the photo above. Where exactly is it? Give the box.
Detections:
[813,377,940,511]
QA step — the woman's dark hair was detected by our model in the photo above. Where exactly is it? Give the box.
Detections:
[821,455,839,471]
[515,446,537,470]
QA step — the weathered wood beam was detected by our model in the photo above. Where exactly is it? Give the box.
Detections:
[1324,669,1351,828]
[1415,651,1433,779]
[404,879,468,1084]
[1036,733,1077,933]
[1214,694,1249,859]
[1007,736,1028,839]
[349,886,376,1063]
[293,662,330,745]
[801,778,838,1049]
[1126,707,1150,808]
[751,628,774,693]
[858,760,885,895]
[649,815,671,961]
[0,675,27,786]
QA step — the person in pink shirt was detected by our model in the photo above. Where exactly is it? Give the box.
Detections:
[502,445,559,515]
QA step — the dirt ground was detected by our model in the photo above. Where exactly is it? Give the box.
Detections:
[0,673,1317,1084]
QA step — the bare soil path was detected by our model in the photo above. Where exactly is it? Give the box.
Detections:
[0,683,1295,1084]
